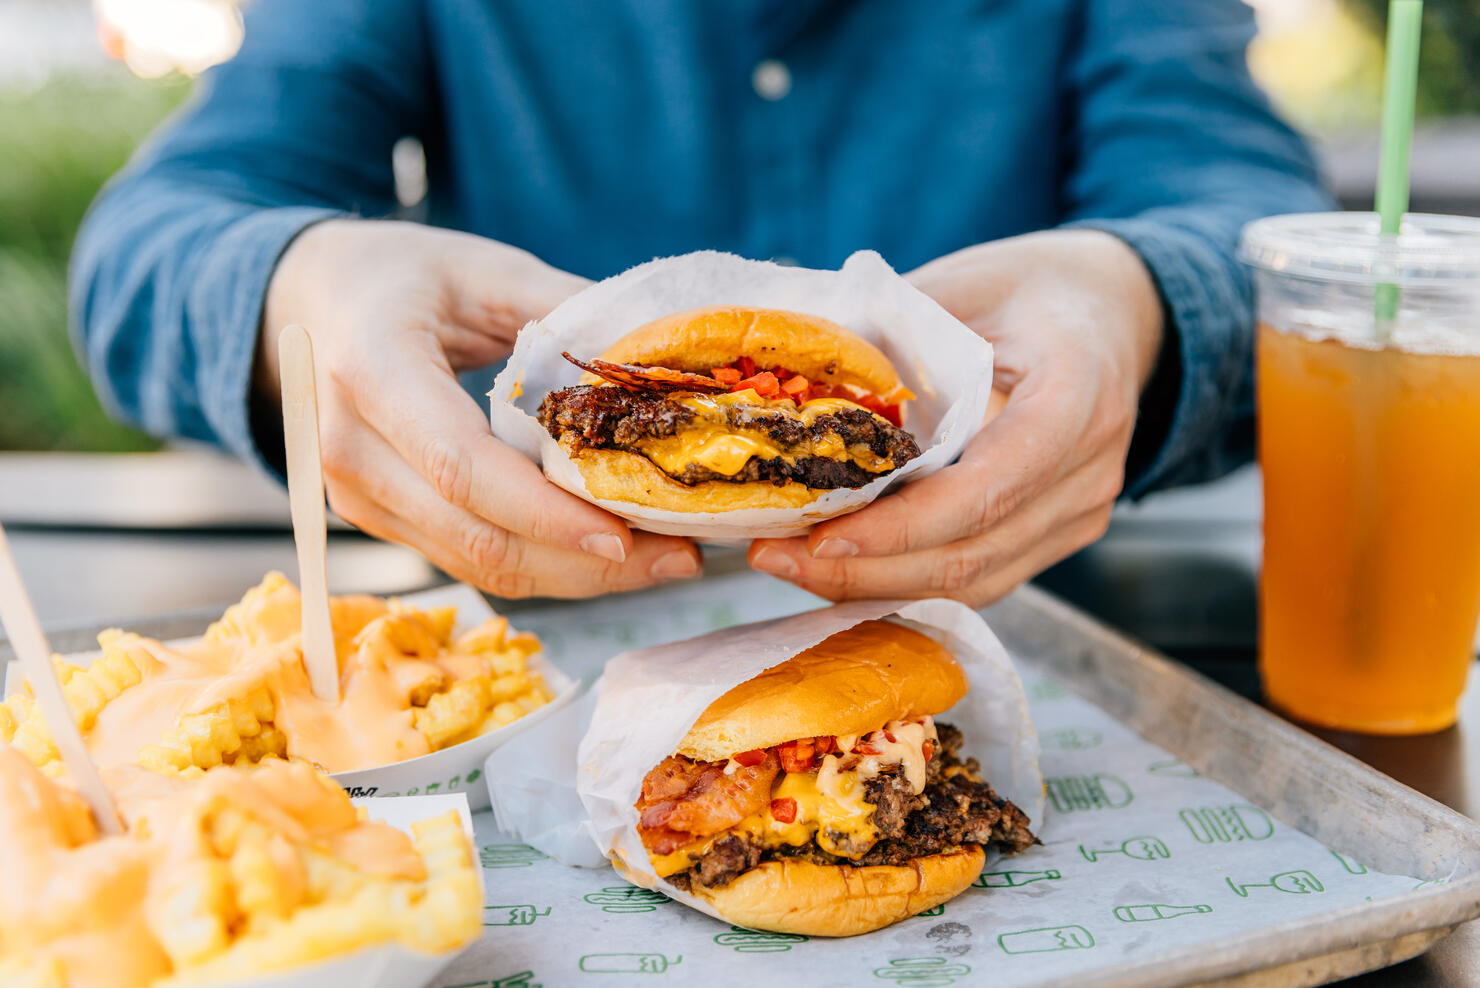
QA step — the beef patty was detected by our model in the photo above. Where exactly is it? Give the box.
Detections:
[665,723,1037,892]
[537,385,921,489]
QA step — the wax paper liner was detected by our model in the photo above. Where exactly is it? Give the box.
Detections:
[216,793,480,988]
[486,598,1043,927]
[4,585,579,812]
[488,250,996,543]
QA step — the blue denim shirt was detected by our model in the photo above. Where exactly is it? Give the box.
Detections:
[70,0,1331,496]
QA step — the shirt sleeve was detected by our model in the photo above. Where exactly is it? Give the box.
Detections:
[1058,0,1335,497]
[68,0,431,470]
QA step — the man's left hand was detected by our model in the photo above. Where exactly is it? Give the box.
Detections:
[748,230,1165,606]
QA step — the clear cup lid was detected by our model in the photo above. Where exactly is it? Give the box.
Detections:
[1239,212,1480,286]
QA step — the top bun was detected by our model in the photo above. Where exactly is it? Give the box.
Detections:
[676,620,967,762]
[593,307,906,399]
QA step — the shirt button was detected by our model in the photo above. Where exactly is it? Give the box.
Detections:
[751,59,792,101]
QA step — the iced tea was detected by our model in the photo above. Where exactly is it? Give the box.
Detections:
[1257,323,1480,733]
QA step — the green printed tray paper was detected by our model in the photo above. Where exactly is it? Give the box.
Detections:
[448,572,1427,987]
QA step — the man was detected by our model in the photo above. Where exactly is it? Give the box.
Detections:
[70,1,1330,603]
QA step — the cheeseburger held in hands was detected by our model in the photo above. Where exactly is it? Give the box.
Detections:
[630,620,1037,936]
[537,306,921,511]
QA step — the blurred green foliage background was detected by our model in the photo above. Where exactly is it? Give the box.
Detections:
[0,72,186,451]
[0,2,1475,453]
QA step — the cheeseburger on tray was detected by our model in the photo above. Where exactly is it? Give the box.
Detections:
[537,306,922,511]
[628,619,1037,936]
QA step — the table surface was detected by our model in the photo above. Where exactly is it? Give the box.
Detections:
[2,457,1474,986]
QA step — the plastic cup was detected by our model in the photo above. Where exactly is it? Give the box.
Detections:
[1241,212,1480,735]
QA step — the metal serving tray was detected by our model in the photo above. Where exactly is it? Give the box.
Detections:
[981,585,1480,987]
[9,576,1480,988]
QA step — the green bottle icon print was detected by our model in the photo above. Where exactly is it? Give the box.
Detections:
[998,925,1096,954]
[1079,835,1169,862]
[973,868,1062,888]
[872,957,973,987]
[1226,869,1325,896]
[479,844,548,869]
[914,904,945,917]
[1146,758,1200,778]
[1113,903,1212,922]
[1045,774,1132,812]
[1330,849,1369,875]
[483,904,551,926]
[578,953,681,974]
[583,886,670,913]
[446,974,541,988]
[712,928,808,952]
[1040,728,1103,751]
[1180,804,1274,843]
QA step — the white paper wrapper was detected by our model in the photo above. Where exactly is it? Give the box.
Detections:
[488,250,996,543]
[4,585,579,812]
[487,598,1043,925]
[218,793,480,988]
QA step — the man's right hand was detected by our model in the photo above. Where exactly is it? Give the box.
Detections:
[257,220,702,598]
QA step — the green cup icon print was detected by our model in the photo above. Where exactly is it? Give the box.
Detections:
[584,886,670,913]
[1045,774,1132,812]
[712,928,808,952]
[446,974,541,988]
[479,844,548,869]
[1040,728,1103,751]
[914,904,945,918]
[1180,804,1275,843]
[872,957,972,987]
[1146,758,1200,778]
[1028,679,1068,702]
[1113,903,1212,922]
[1079,835,1169,862]
[974,868,1061,888]
[1226,869,1325,896]
[1330,849,1369,875]
[578,953,680,974]
[483,904,551,926]
[999,925,1095,954]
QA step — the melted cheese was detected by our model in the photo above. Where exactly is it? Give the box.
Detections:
[634,392,896,478]
[651,717,938,878]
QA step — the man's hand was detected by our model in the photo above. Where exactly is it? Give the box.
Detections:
[258,220,702,598]
[748,230,1164,606]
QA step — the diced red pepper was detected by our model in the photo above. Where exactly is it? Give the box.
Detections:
[731,371,780,398]
[853,741,884,756]
[711,366,743,386]
[732,748,767,767]
[770,797,798,824]
[922,739,936,762]
[780,374,809,397]
[775,737,816,773]
[736,356,757,378]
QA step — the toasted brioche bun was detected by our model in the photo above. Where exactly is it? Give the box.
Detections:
[559,435,822,512]
[589,306,907,401]
[686,847,985,936]
[676,620,967,762]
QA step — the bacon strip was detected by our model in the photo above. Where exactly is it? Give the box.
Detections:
[561,353,727,393]
[636,752,780,854]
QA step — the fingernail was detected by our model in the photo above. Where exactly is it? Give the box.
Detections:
[751,546,800,579]
[811,537,858,559]
[580,533,627,563]
[651,551,700,580]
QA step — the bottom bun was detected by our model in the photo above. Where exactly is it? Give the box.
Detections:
[686,847,986,937]
[559,437,823,512]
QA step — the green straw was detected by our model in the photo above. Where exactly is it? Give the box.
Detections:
[1374,0,1423,326]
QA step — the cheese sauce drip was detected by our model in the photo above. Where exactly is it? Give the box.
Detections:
[651,716,939,877]
[635,391,897,478]
[0,751,424,988]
